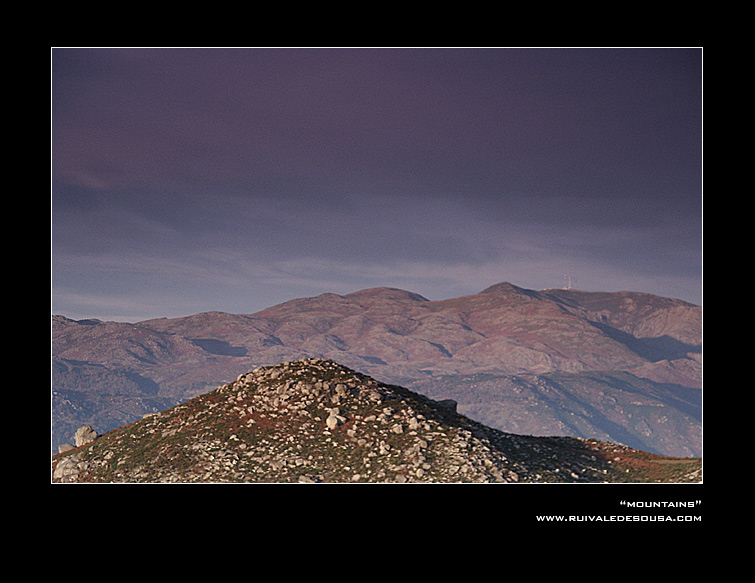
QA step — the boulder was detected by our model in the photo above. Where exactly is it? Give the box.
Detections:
[436,399,457,413]
[74,425,99,447]
[325,407,346,429]
[326,415,340,430]
[53,453,82,480]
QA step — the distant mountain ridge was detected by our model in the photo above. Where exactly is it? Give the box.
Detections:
[51,282,702,457]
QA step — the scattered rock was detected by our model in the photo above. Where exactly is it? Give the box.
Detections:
[74,425,98,447]
[436,399,457,413]
[50,358,702,484]
[325,407,347,429]
[53,454,82,480]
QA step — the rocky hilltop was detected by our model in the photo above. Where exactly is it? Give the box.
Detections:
[52,358,701,484]
[51,282,702,458]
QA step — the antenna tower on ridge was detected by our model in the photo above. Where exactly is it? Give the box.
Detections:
[563,274,572,290]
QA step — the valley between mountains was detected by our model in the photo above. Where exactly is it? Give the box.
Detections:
[51,282,702,465]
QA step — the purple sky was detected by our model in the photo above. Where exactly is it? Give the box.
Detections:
[51,47,702,321]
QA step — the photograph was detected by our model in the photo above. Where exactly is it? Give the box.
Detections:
[51,47,703,525]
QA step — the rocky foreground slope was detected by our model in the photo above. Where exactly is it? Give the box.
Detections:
[51,358,701,484]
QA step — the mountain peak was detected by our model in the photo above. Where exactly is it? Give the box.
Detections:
[51,357,702,483]
[479,281,539,298]
[344,287,429,303]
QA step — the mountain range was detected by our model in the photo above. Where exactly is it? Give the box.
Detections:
[51,282,702,458]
